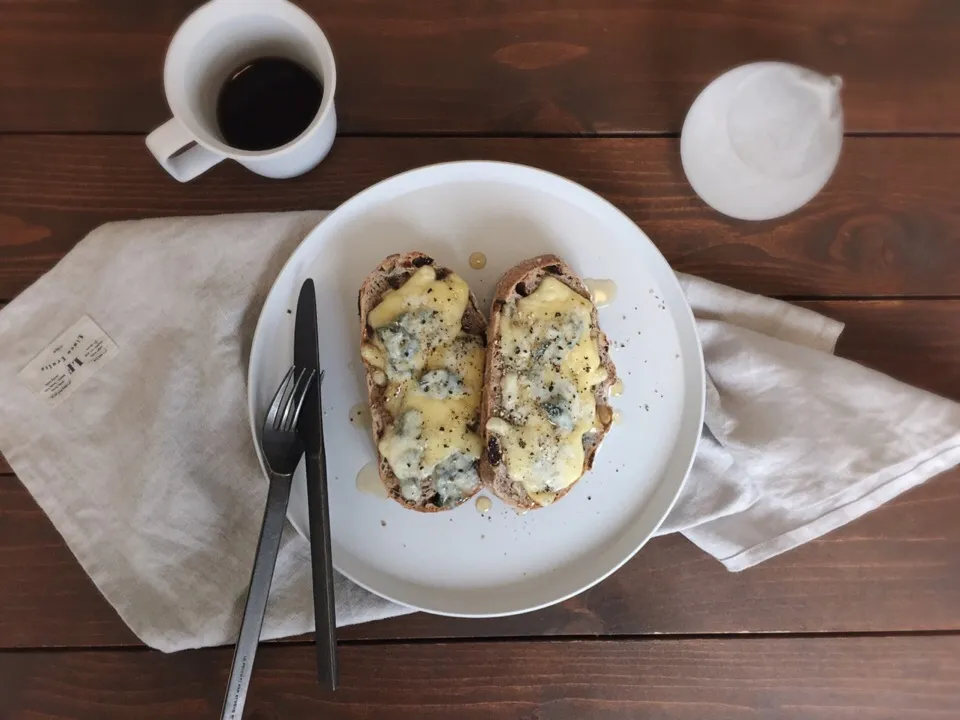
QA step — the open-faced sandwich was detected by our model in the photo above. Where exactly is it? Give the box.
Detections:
[480,255,618,510]
[358,252,486,511]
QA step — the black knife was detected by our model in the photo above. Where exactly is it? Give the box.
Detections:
[294,278,338,691]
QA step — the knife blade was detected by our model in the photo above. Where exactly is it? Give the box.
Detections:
[293,278,338,691]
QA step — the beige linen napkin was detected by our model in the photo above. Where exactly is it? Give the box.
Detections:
[657,275,960,570]
[1,212,959,652]
[0,213,410,653]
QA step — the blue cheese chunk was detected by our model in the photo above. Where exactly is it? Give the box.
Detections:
[418,368,466,399]
[378,409,425,502]
[432,451,480,507]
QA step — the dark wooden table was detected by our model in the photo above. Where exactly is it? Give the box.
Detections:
[2,1,960,718]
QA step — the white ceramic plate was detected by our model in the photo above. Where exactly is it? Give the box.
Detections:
[247,161,704,617]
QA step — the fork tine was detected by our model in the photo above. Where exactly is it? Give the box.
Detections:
[274,367,298,431]
[275,371,299,431]
[265,366,295,430]
[280,367,309,432]
[286,369,317,432]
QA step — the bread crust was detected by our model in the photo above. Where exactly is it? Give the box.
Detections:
[358,252,486,512]
[479,255,618,509]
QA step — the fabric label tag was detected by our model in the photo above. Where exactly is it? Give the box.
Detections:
[18,315,119,406]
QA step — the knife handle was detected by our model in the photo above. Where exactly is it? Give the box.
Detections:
[306,374,339,690]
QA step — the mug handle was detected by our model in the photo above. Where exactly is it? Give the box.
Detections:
[145,118,224,182]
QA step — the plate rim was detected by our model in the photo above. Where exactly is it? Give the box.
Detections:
[247,159,705,617]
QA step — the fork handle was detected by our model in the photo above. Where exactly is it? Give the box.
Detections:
[220,474,292,720]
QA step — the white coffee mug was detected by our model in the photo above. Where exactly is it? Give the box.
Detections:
[146,0,337,182]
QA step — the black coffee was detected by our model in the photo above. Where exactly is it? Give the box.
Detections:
[216,57,324,151]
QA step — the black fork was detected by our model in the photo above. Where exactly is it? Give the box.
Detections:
[221,366,316,720]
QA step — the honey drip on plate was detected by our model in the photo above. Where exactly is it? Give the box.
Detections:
[609,379,624,397]
[469,252,487,270]
[349,402,372,429]
[583,278,618,308]
[475,496,492,514]
[356,461,388,498]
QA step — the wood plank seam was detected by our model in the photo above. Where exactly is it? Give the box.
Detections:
[4,136,960,300]
[1,628,959,657]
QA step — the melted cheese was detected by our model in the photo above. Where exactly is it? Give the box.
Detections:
[488,276,608,500]
[364,264,482,502]
[368,265,467,331]
[388,339,484,469]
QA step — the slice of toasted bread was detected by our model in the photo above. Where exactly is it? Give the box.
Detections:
[358,252,487,512]
[480,255,617,510]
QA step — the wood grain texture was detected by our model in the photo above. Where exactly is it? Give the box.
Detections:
[2,636,960,719]
[809,300,960,400]
[2,469,958,648]
[3,136,960,302]
[0,475,140,648]
[2,1,960,134]
[2,298,960,649]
